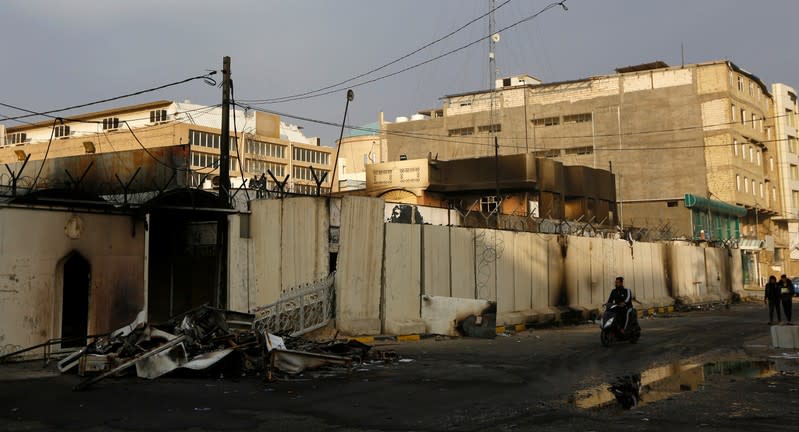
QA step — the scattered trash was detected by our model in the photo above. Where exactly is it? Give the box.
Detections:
[27,304,405,390]
[458,304,498,339]
[398,358,414,363]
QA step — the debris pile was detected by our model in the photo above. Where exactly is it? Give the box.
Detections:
[47,306,397,391]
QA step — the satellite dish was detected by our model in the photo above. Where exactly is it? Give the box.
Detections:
[491,33,500,43]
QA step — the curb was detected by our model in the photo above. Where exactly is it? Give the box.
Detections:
[347,306,683,342]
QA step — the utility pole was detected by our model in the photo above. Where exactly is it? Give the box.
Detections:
[220,56,231,207]
[216,56,231,311]
[489,0,500,227]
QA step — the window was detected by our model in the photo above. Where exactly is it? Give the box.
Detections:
[564,146,593,155]
[757,151,761,166]
[744,177,749,192]
[773,186,778,202]
[532,116,560,127]
[736,174,741,191]
[448,127,474,136]
[54,124,70,138]
[667,201,679,207]
[741,109,746,125]
[749,82,754,96]
[480,196,498,213]
[102,117,120,131]
[749,146,754,162]
[477,124,502,133]
[792,165,799,180]
[503,78,511,87]
[245,159,285,177]
[770,157,774,172]
[737,76,744,92]
[459,101,472,107]
[751,113,757,129]
[189,129,237,152]
[760,182,764,198]
[292,146,330,165]
[752,179,756,196]
[5,132,26,145]
[731,104,736,122]
[789,137,798,154]
[533,149,561,158]
[150,109,168,123]
[562,113,592,124]
[729,71,734,87]
[246,139,285,159]
[733,139,738,156]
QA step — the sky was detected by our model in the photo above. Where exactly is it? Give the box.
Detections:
[1,0,798,146]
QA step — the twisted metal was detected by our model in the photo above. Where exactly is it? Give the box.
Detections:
[252,272,336,337]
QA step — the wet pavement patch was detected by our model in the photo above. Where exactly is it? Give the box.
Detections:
[572,359,782,410]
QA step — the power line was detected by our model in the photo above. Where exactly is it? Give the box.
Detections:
[240,0,514,104]
[0,71,217,123]
[243,1,568,105]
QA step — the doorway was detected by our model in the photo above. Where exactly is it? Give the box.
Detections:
[61,253,90,347]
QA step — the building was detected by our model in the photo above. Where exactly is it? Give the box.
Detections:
[334,115,385,191]
[0,100,334,196]
[382,60,783,287]
[772,83,799,275]
[364,154,616,231]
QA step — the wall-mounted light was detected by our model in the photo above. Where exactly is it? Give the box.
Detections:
[82,141,96,154]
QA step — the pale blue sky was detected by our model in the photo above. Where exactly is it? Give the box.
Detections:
[1,0,797,144]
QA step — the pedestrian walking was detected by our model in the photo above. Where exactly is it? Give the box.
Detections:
[779,274,793,324]
[764,275,781,324]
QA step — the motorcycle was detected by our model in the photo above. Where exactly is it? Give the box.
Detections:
[599,303,641,347]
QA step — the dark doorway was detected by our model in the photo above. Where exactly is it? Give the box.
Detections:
[61,253,90,348]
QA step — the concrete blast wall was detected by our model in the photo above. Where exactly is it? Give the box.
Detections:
[0,208,145,356]
[335,196,385,335]
[244,197,330,312]
[374,225,743,332]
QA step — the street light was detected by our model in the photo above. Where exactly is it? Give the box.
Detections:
[330,89,354,196]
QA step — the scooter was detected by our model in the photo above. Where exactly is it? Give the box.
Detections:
[599,303,641,347]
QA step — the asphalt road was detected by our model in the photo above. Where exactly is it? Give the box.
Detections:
[1,302,798,432]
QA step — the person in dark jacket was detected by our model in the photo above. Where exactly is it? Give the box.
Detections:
[764,275,781,324]
[779,274,793,324]
[607,276,633,331]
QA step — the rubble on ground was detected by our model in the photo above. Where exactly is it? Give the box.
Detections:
[3,305,401,391]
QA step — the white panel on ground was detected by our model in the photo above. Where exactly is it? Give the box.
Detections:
[251,199,282,307]
[423,225,451,297]
[450,228,476,299]
[335,196,385,336]
[589,237,606,306]
[474,229,499,302]
[227,214,254,312]
[383,224,424,335]
[421,295,492,336]
[649,244,669,300]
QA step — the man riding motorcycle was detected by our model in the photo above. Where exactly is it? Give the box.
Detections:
[607,276,633,333]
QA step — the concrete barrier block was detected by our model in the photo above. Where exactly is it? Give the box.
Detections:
[384,319,426,336]
[771,325,799,349]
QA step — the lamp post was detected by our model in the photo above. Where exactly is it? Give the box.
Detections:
[330,89,354,196]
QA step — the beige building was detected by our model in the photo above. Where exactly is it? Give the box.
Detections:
[383,60,783,286]
[771,83,799,275]
[0,100,334,196]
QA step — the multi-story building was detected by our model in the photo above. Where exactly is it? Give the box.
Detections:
[772,84,799,275]
[0,100,334,196]
[382,60,782,287]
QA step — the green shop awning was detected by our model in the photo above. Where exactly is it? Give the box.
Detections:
[684,194,747,217]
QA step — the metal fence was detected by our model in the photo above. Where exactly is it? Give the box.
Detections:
[252,272,336,337]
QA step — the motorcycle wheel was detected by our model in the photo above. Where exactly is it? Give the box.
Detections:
[600,329,613,347]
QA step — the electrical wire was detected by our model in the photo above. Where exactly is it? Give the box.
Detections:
[240,0,515,104]
[30,119,58,190]
[0,71,217,122]
[243,1,568,105]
